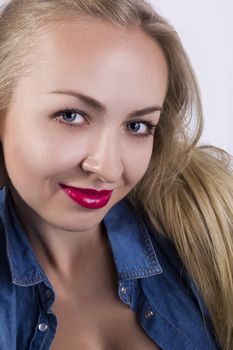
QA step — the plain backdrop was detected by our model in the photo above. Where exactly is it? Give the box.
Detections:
[149,0,233,154]
[1,0,232,154]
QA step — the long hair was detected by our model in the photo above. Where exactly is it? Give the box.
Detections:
[0,1,232,349]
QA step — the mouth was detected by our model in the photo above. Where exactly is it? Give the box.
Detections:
[59,184,113,209]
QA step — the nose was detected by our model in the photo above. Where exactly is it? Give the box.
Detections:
[81,128,124,184]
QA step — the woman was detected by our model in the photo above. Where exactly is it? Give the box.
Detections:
[0,0,232,349]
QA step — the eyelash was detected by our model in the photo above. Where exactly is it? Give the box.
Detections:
[53,108,157,138]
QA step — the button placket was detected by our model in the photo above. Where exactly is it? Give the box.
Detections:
[30,284,58,349]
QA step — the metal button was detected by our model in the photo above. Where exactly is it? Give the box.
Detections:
[121,287,128,294]
[38,323,49,332]
[144,310,154,319]
[45,289,52,299]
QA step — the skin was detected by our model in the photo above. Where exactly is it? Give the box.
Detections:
[0,19,167,350]
[1,20,168,282]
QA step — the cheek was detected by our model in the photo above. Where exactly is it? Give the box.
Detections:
[124,140,153,186]
[2,117,90,186]
[2,116,62,184]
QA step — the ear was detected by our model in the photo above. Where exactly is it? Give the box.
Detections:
[0,141,9,188]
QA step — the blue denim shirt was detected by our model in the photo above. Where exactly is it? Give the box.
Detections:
[0,186,219,350]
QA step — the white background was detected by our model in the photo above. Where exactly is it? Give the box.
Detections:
[1,0,232,154]
[150,0,233,154]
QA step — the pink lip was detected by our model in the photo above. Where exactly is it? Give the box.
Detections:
[59,184,113,209]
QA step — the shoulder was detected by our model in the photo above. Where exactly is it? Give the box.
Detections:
[138,214,219,349]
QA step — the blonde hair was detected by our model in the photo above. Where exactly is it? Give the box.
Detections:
[0,1,232,349]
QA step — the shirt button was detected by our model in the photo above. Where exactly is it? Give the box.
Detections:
[144,310,154,319]
[38,323,49,332]
[121,287,128,294]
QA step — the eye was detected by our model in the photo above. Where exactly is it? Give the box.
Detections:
[53,108,87,127]
[53,108,157,137]
[127,121,157,137]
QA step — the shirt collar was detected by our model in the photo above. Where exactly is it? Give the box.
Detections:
[1,186,162,286]
[104,197,163,280]
[1,186,46,286]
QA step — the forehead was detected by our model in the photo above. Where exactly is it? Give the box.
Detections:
[15,20,168,106]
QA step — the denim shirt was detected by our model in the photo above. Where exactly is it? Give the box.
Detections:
[0,186,219,350]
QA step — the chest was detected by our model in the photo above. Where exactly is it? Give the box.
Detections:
[50,292,161,350]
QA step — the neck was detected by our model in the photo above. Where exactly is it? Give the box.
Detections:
[8,184,109,279]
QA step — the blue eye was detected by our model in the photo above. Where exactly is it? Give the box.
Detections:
[62,111,79,122]
[54,108,87,127]
[53,108,157,137]
[127,121,157,137]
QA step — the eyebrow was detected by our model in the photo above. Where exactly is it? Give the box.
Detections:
[50,89,163,118]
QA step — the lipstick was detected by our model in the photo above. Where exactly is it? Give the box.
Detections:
[59,184,113,209]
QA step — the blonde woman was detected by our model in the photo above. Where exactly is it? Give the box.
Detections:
[0,1,232,349]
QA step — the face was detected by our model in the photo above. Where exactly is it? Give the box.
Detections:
[1,20,168,234]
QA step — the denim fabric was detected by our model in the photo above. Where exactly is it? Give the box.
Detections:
[0,186,220,350]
